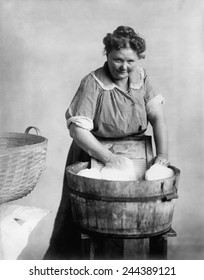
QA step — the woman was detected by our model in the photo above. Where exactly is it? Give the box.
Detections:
[44,26,169,260]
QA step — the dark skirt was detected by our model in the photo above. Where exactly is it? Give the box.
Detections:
[44,141,90,260]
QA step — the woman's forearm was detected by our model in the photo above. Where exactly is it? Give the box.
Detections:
[148,103,169,160]
[69,123,112,163]
[152,118,168,157]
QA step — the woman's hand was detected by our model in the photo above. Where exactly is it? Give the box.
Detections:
[150,153,170,167]
[102,154,139,181]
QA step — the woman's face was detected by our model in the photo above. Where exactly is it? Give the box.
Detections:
[107,47,138,81]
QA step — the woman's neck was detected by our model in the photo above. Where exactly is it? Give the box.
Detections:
[114,78,129,91]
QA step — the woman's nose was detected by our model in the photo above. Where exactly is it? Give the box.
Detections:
[119,63,127,71]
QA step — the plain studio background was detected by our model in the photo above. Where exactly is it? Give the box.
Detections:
[0,0,203,260]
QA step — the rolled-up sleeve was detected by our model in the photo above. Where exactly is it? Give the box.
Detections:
[143,71,165,115]
[65,74,99,130]
[146,94,165,115]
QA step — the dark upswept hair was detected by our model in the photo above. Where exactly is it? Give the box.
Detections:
[103,26,146,59]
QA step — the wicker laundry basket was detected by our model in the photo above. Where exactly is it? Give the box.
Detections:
[0,126,48,204]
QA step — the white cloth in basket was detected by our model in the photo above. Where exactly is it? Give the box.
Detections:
[0,204,49,260]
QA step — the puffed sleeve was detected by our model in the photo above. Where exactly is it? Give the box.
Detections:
[143,70,165,115]
[65,73,99,130]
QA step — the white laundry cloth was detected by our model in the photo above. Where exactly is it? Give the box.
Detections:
[77,157,140,181]
[0,204,50,260]
[145,163,174,181]
[100,157,140,181]
[77,168,102,179]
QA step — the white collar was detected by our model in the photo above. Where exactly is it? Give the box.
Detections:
[91,64,145,91]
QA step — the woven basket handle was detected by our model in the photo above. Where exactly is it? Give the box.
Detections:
[25,126,41,135]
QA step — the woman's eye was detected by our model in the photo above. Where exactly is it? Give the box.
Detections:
[114,59,122,63]
[128,60,135,64]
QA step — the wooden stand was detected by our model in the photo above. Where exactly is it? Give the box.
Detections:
[81,228,177,260]
[149,228,177,260]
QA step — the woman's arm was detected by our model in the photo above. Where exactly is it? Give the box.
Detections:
[69,123,131,168]
[69,123,112,163]
[148,103,169,166]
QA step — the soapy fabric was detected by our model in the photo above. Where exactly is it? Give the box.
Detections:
[77,162,174,181]
[77,168,102,179]
[77,157,141,181]
[145,163,174,180]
